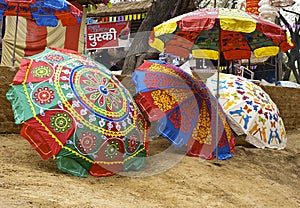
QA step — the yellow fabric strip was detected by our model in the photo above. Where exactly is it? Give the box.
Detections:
[219,8,257,33]
[254,46,279,58]
[286,31,294,47]
[192,49,219,60]
[154,21,178,36]
[47,22,66,49]
[149,38,165,52]
[1,16,26,67]
[78,7,87,54]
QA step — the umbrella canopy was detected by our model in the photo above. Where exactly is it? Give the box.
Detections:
[149,8,294,60]
[206,73,287,149]
[132,60,235,160]
[0,0,82,26]
[6,47,149,177]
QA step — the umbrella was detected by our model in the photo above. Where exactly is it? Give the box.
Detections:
[149,8,293,60]
[0,0,82,67]
[6,47,149,177]
[206,73,287,149]
[149,7,294,161]
[132,60,235,160]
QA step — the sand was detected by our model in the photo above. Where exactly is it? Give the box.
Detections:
[0,129,299,208]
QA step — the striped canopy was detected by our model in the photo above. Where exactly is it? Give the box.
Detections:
[0,0,82,27]
[1,16,85,66]
[149,8,294,60]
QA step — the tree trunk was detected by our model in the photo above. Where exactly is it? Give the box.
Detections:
[122,0,196,75]
[279,12,300,83]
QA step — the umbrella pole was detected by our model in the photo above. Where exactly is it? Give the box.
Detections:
[214,56,220,165]
[12,8,19,68]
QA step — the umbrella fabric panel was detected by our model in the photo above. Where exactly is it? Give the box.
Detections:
[186,91,235,160]
[56,143,93,178]
[132,61,204,122]
[6,83,72,123]
[20,112,76,160]
[12,59,55,84]
[133,70,197,93]
[155,95,201,147]
[6,85,36,124]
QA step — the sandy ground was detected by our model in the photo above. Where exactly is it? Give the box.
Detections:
[0,129,299,208]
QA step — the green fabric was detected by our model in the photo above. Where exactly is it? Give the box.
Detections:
[6,81,73,124]
[56,156,88,178]
[123,149,147,172]
[56,143,93,178]
[6,86,35,124]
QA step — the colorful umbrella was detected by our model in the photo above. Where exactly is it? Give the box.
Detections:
[132,60,235,160]
[6,47,149,177]
[206,73,287,149]
[149,7,294,60]
[0,0,82,66]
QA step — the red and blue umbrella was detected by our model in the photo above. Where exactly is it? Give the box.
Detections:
[132,60,235,160]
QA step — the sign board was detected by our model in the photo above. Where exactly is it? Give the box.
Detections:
[86,21,130,50]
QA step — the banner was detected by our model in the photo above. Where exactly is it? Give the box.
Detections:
[86,21,130,50]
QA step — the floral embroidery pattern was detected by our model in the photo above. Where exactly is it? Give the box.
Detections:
[50,112,72,133]
[144,73,185,90]
[168,99,198,133]
[127,134,139,152]
[192,101,211,144]
[137,116,145,132]
[45,54,64,62]
[83,73,121,110]
[32,66,52,78]
[33,86,55,105]
[104,140,121,159]
[78,132,99,153]
[151,90,177,112]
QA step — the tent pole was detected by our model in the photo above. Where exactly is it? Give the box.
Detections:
[214,55,220,165]
[248,59,250,71]
[12,6,19,69]
[83,5,86,55]
[214,21,222,165]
